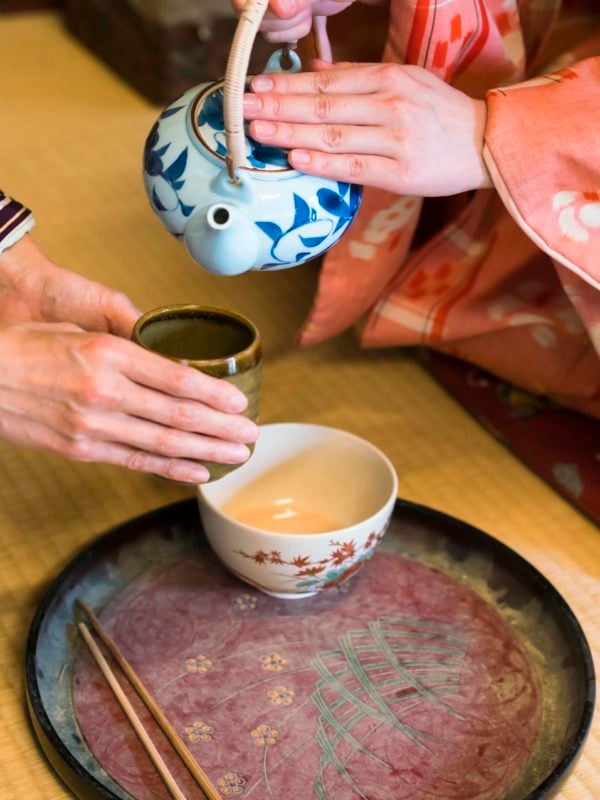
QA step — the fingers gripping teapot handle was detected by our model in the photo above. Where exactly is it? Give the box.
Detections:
[223,2,331,182]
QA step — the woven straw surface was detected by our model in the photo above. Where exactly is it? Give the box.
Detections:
[0,12,597,800]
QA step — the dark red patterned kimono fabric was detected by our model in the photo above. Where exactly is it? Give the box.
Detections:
[423,351,600,522]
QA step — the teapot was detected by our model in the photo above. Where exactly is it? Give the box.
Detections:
[142,0,362,276]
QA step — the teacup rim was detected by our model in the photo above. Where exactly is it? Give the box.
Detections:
[132,303,261,369]
[197,422,399,538]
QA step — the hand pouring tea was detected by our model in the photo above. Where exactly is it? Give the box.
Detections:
[143,0,362,275]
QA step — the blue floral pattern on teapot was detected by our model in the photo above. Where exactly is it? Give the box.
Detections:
[143,68,362,276]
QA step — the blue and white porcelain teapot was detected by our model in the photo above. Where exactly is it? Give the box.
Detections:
[143,0,362,276]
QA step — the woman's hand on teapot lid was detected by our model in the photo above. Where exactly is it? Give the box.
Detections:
[231,0,353,43]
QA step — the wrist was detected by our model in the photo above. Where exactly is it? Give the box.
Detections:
[0,234,58,317]
[0,191,41,301]
[0,232,45,282]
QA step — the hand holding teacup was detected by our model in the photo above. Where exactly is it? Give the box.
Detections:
[0,236,255,484]
[133,305,261,482]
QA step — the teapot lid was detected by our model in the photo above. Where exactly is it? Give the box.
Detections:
[192,82,292,173]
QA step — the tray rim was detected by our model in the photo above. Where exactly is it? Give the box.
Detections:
[25,497,596,800]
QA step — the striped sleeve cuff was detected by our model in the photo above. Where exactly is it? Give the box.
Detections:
[0,190,35,253]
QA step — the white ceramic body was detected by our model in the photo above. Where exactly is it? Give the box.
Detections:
[197,423,398,599]
[143,82,362,275]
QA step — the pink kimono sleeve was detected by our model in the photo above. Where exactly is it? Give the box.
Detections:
[484,55,600,292]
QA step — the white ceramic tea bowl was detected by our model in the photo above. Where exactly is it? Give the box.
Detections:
[197,423,398,599]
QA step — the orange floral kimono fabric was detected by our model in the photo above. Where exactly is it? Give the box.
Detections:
[299,0,600,418]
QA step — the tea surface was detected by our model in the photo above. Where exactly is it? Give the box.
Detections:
[224,497,342,534]
[139,314,253,360]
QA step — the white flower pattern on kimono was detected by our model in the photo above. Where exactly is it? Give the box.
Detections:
[553,191,600,243]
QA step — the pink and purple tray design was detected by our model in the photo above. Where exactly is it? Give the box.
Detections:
[26,499,595,800]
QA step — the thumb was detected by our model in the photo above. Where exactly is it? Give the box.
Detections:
[23,321,85,334]
[102,291,143,338]
[269,0,313,18]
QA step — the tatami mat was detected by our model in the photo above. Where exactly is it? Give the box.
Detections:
[0,11,597,800]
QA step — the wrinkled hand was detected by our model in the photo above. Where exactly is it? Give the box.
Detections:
[244,61,492,196]
[0,235,139,336]
[0,237,258,482]
[0,322,257,483]
[232,1,353,43]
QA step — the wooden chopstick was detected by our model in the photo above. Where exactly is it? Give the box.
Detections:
[78,622,189,800]
[77,600,221,800]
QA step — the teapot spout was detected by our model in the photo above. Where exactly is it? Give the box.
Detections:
[183,203,259,276]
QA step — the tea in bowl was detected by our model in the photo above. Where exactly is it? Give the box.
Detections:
[133,304,261,481]
[197,423,398,598]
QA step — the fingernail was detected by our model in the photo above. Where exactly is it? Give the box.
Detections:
[278,0,299,16]
[292,150,311,165]
[243,93,262,112]
[187,466,210,483]
[252,76,274,92]
[253,120,276,137]
[228,444,250,463]
[227,393,247,413]
[239,421,259,443]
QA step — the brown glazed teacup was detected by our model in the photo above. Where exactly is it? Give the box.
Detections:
[132,304,261,481]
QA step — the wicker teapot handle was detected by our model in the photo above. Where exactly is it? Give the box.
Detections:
[224,1,330,181]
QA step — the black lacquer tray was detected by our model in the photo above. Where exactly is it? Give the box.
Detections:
[26,499,595,800]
